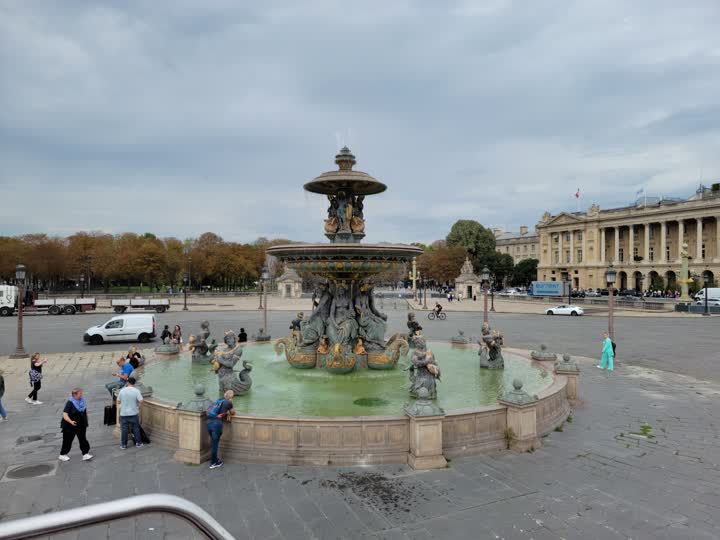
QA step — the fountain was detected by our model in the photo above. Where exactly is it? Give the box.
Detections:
[136,149,574,467]
[269,147,423,373]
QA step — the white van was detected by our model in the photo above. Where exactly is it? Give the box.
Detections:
[694,287,720,301]
[83,314,157,345]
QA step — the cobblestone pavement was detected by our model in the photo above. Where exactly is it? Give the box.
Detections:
[0,351,719,540]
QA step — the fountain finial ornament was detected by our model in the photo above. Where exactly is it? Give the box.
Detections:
[335,146,356,170]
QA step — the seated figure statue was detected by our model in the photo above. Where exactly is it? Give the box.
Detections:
[326,284,358,349]
[408,333,441,399]
[213,331,252,395]
[355,283,387,353]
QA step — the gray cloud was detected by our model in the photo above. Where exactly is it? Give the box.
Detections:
[1,0,719,243]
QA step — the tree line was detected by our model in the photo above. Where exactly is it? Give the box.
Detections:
[0,232,274,293]
[0,220,538,294]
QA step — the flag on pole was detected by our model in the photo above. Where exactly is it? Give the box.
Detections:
[575,188,580,199]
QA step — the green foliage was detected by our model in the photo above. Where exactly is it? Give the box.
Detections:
[446,220,496,265]
[511,258,539,286]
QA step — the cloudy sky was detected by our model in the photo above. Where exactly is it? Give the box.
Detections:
[1,0,719,244]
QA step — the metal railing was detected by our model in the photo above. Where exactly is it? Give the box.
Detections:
[0,494,235,540]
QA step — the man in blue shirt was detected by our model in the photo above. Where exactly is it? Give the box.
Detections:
[117,377,144,449]
[105,357,133,399]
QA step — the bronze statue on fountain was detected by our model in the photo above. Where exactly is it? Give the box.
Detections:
[270,148,420,373]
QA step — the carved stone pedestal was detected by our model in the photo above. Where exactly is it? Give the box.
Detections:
[498,380,541,453]
[555,354,581,405]
[404,390,447,470]
[174,409,211,464]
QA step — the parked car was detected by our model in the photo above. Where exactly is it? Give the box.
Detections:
[694,298,720,307]
[571,290,586,298]
[585,290,601,297]
[83,314,157,345]
[545,305,584,316]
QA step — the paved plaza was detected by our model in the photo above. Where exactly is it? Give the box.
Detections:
[0,339,719,539]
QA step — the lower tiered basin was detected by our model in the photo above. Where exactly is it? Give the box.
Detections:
[141,342,552,417]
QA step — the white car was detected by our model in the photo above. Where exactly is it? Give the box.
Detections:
[545,305,584,316]
[83,314,157,345]
[694,298,720,307]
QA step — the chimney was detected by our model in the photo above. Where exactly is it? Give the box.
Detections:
[520,226,529,235]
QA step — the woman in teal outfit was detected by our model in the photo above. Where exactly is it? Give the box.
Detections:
[598,331,614,371]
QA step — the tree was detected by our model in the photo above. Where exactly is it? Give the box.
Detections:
[486,252,515,286]
[446,220,496,271]
[511,258,539,286]
[417,244,467,284]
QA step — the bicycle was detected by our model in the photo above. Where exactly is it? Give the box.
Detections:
[427,311,446,321]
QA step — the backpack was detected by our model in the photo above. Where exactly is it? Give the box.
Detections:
[611,341,617,356]
[207,399,225,420]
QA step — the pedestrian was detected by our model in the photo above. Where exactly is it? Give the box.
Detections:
[26,352,47,405]
[172,325,184,351]
[206,390,235,469]
[58,387,93,462]
[117,377,144,450]
[126,346,145,369]
[105,356,133,399]
[0,368,7,422]
[160,325,172,342]
[238,328,248,343]
[597,331,614,372]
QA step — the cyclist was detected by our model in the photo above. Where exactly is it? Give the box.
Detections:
[434,302,443,316]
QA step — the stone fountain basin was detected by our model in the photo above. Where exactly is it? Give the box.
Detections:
[138,343,572,465]
[266,243,423,277]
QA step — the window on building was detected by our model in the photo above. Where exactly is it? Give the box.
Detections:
[649,226,654,240]
[577,232,583,241]
[649,246,654,261]
[565,251,570,263]
[553,251,559,263]
[577,249,583,263]
[619,229,624,239]
[565,232,570,242]
[633,228,638,240]
[633,247,638,259]
[532,244,536,251]
[553,235,558,243]
[619,248,624,262]
[702,243,706,258]
[666,246,671,260]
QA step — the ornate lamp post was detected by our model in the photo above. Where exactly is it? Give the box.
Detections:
[606,264,616,341]
[637,274,645,307]
[257,269,264,310]
[481,266,490,324]
[10,263,29,359]
[80,274,85,298]
[182,274,189,311]
[261,267,270,337]
[703,273,710,316]
[422,277,428,309]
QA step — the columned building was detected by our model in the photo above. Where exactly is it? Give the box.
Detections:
[495,226,540,263]
[536,186,720,291]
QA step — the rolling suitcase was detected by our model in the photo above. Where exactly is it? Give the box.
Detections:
[103,404,117,426]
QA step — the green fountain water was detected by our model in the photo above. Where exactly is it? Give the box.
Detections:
[142,342,551,417]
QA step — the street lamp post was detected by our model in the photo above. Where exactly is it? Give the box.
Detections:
[261,267,270,337]
[638,275,645,307]
[182,274,189,311]
[10,263,29,359]
[422,278,428,310]
[703,273,710,316]
[481,266,490,324]
[80,274,85,298]
[606,264,617,341]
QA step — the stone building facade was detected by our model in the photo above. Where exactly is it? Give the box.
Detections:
[536,186,720,291]
[276,267,303,298]
[454,257,481,299]
[495,226,540,264]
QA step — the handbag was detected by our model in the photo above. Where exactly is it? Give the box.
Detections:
[29,369,43,385]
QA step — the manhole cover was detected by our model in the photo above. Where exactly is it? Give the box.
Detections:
[353,397,389,407]
[2,462,58,482]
